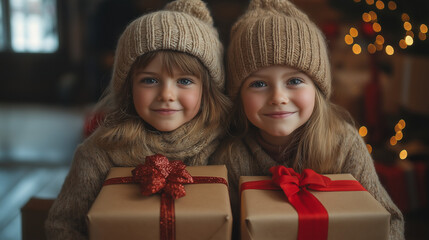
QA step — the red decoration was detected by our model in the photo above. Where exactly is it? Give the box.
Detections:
[131,154,193,199]
[361,22,375,38]
[241,166,366,240]
[103,154,228,240]
[83,111,105,138]
[321,22,339,40]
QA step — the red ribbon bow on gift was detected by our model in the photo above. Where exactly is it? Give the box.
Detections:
[270,166,331,240]
[103,154,228,240]
[271,166,332,198]
[241,166,366,240]
[131,154,193,199]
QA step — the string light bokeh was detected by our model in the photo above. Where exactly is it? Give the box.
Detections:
[360,119,408,159]
[346,0,428,55]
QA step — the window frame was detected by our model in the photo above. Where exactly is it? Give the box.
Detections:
[0,0,59,53]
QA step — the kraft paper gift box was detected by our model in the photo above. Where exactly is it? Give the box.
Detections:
[87,165,232,240]
[240,174,390,240]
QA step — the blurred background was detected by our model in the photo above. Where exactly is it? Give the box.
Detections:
[0,0,428,239]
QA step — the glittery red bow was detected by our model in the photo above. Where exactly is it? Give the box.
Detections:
[131,154,194,199]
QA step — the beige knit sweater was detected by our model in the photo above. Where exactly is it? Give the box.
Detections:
[45,122,222,240]
[210,123,405,240]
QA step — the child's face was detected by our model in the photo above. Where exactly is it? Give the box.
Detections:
[132,54,202,132]
[241,65,316,145]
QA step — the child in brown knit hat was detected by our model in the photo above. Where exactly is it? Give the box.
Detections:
[211,0,404,239]
[45,0,230,239]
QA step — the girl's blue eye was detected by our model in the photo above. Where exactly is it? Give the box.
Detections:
[178,78,193,85]
[249,80,267,88]
[288,78,303,86]
[141,78,158,84]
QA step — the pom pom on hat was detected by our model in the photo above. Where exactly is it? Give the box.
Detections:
[227,0,331,98]
[165,0,213,25]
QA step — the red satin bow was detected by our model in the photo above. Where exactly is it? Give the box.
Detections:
[270,166,332,198]
[131,154,193,199]
[270,166,330,240]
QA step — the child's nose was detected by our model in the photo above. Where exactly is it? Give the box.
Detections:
[270,87,289,105]
[158,83,176,102]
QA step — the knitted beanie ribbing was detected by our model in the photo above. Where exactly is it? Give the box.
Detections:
[111,0,224,96]
[227,0,331,98]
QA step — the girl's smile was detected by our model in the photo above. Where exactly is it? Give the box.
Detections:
[263,111,296,119]
[151,108,181,115]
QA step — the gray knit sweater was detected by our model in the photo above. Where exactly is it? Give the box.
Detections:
[210,123,405,240]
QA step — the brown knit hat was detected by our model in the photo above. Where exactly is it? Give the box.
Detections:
[227,0,331,98]
[111,0,224,96]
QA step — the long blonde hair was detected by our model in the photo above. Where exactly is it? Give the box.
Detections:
[94,50,231,149]
[229,86,354,173]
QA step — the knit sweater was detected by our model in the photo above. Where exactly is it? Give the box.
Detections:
[210,123,405,240]
[45,122,223,240]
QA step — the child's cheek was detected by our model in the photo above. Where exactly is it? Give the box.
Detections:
[296,90,316,118]
[242,93,264,119]
[180,91,202,112]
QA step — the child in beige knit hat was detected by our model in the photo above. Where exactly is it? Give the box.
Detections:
[45,0,230,239]
[211,0,404,239]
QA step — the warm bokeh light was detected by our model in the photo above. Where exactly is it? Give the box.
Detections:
[359,126,368,137]
[373,22,382,32]
[405,35,414,45]
[368,43,377,54]
[362,12,371,22]
[390,136,397,146]
[369,11,377,21]
[399,39,407,49]
[350,27,359,37]
[404,22,412,31]
[419,32,427,41]
[376,0,385,10]
[376,43,383,51]
[366,144,373,153]
[385,45,394,55]
[406,31,414,38]
[401,13,410,22]
[376,35,385,44]
[399,150,407,160]
[354,0,362,2]
[388,1,397,10]
[398,119,406,129]
[366,0,375,5]
[395,131,403,140]
[345,34,354,45]
[394,124,400,132]
[352,44,362,54]
[420,24,428,33]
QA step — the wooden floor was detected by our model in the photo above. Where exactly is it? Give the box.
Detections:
[0,104,85,240]
[0,161,69,240]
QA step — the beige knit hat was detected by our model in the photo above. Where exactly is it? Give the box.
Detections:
[111,0,224,96]
[227,0,331,98]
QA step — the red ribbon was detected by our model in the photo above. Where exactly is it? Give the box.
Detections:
[241,166,366,240]
[103,154,227,240]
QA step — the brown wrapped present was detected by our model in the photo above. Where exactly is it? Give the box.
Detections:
[87,163,232,240]
[240,169,390,240]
